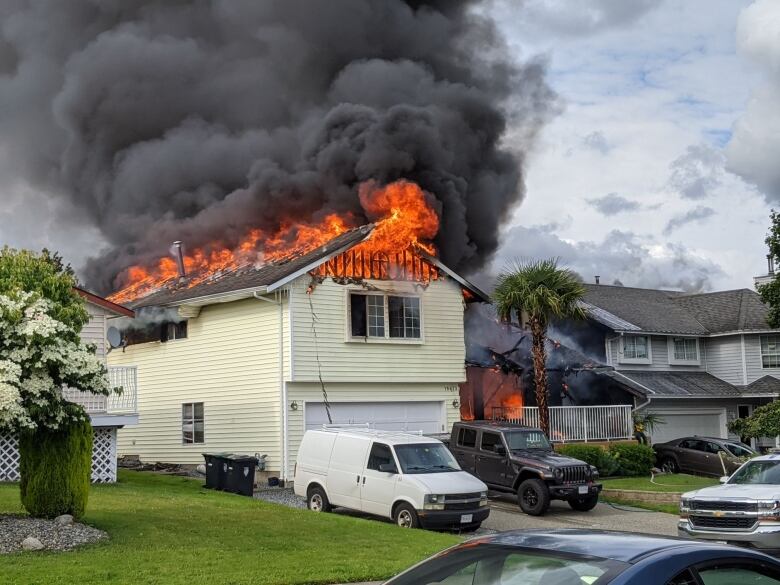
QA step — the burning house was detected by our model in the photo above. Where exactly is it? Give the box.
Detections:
[107,181,488,481]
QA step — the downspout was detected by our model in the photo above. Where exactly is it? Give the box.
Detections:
[254,290,288,483]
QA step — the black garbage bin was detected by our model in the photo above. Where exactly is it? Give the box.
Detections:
[223,454,258,496]
[203,453,230,490]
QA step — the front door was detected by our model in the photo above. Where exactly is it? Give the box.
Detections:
[360,442,398,517]
[476,431,512,487]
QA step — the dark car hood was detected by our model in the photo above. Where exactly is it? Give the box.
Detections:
[509,450,587,468]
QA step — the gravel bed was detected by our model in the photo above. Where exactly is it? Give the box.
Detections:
[0,515,108,554]
[254,486,306,509]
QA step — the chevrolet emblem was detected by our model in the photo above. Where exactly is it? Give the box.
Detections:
[713,511,725,517]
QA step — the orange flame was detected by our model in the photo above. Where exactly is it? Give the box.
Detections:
[108,179,439,304]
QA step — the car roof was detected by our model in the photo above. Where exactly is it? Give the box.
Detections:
[474,530,732,563]
[457,421,544,433]
[749,452,780,462]
[307,428,441,446]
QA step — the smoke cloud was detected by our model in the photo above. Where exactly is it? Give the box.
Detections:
[0,0,556,294]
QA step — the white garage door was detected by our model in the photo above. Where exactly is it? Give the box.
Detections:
[649,411,725,444]
[304,401,444,434]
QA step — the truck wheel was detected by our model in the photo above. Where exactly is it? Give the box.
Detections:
[393,503,420,528]
[568,494,599,512]
[518,479,550,516]
[661,457,679,474]
[307,486,332,513]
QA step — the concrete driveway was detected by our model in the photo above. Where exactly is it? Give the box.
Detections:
[483,493,679,536]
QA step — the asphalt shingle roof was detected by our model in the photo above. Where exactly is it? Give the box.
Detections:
[582,284,771,335]
[604,370,743,398]
[739,375,780,396]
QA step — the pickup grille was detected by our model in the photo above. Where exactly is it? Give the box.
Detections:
[562,465,589,484]
[690,500,758,512]
[690,516,756,530]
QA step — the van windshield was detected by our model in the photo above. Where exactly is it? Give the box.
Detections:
[394,443,461,474]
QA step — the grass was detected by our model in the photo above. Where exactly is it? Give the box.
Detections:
[601,474,718,493]
[0,470,458,585]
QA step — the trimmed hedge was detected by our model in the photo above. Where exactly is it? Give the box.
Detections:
[19,419,93,519]
[556,444,619,477]
[608,443,655,477]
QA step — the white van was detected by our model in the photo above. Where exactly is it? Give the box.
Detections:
[293,427,489,530]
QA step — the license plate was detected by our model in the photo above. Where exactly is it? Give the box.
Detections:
[460,514,473,523]
[578,485,589,495]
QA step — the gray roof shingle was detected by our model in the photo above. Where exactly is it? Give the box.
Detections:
[604,370,743,398]
[739,375,780,396]
[582,284,771,335]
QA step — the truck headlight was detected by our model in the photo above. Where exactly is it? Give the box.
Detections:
[586,466,598,480]
[424,494,446,510]
[758,500,780,520]
[679,497,691,517]
[479,491,488,507]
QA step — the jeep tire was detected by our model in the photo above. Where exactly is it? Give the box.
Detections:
[568,494,599,512]
[518,478,551,516]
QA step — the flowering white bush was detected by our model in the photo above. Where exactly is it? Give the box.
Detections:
[0,291,113,431]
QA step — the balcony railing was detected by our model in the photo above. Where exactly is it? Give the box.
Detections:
[63,366,138,414]
[491,404,633,442]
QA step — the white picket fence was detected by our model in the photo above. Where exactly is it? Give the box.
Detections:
[491,405,634,442]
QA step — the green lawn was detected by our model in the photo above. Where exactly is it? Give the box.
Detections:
[601,474,718,493]
[0,470,458,585]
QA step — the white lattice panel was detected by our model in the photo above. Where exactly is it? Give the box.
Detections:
[91,427,117,483]
[0,434,20,482]
[0,428,118,484]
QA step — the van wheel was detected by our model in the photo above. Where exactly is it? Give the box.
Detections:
[393,503,419,528]
[568,494,599,512]
[307,486,331,513]
[518,479,550,516]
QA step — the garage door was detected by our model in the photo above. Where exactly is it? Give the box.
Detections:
[304,401,444,434]
[649,411,725,444]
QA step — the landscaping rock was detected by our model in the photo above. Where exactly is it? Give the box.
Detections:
[21,537,44,551]
[254,487,306,509]
[0,515,108,554]
[54,514,74,526]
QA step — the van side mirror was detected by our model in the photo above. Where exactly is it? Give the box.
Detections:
[379,463,398,474]
[719,475,729,484]
[494,445,507,456]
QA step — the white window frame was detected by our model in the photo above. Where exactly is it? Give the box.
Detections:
[760,335,780,369]
[667,336,701,365]
[346,291,424,344]
[182,402,205,445]
[619,334,652,364]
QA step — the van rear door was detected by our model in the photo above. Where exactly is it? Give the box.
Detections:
[327,434,371,509]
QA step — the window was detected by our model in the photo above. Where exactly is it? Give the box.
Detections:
[679,439,705,451]
[161,320,188,342]
[698,566,780,584]
[349,293,421,340]
[457,427,477,448]
[367,442,395,471]
[480,432,503,452]
[621,335,650,362]
[182,402,204,444]
[670,337,698,363]
[761,335,780,368]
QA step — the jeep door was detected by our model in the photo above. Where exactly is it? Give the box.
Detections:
[476,431,513,487]
[451,427,478,474]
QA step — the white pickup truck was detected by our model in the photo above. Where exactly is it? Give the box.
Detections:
[679,453,780,552]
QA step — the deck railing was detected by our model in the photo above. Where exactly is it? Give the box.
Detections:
[490,404,633,442]
[63,366,138,414]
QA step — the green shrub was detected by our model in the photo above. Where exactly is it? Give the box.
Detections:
[557,444,619,477]
[608,443,655,477]
[19,419,93,519]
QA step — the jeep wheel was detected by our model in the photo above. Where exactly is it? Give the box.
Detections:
[568,494,599,512]
[660,457,679,474]
[518,479,550,516]
[307,486,332,513]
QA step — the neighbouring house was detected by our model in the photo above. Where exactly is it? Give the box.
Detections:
[567,278,780,447]
[107,225,487,483]
[0,288,139,483]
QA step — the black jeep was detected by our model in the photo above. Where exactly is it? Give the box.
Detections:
[445,421,602,516]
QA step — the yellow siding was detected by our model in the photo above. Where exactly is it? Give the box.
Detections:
[284,381,461,478]
[289,277,466,383]
[109,297,285,469]
[81,302,108,360]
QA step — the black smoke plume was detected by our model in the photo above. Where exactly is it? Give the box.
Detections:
[0,0,556,293]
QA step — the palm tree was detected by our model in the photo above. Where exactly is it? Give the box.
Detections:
[493,259,587,436]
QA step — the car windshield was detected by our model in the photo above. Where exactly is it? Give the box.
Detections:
[504,431,551,451]
[386,544,625,585]
[729,460,780,484]
[724,443,755,458]
[394,443,460,474]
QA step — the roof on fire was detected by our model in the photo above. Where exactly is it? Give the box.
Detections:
[582,284,772,335]
[127,224,489,309]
